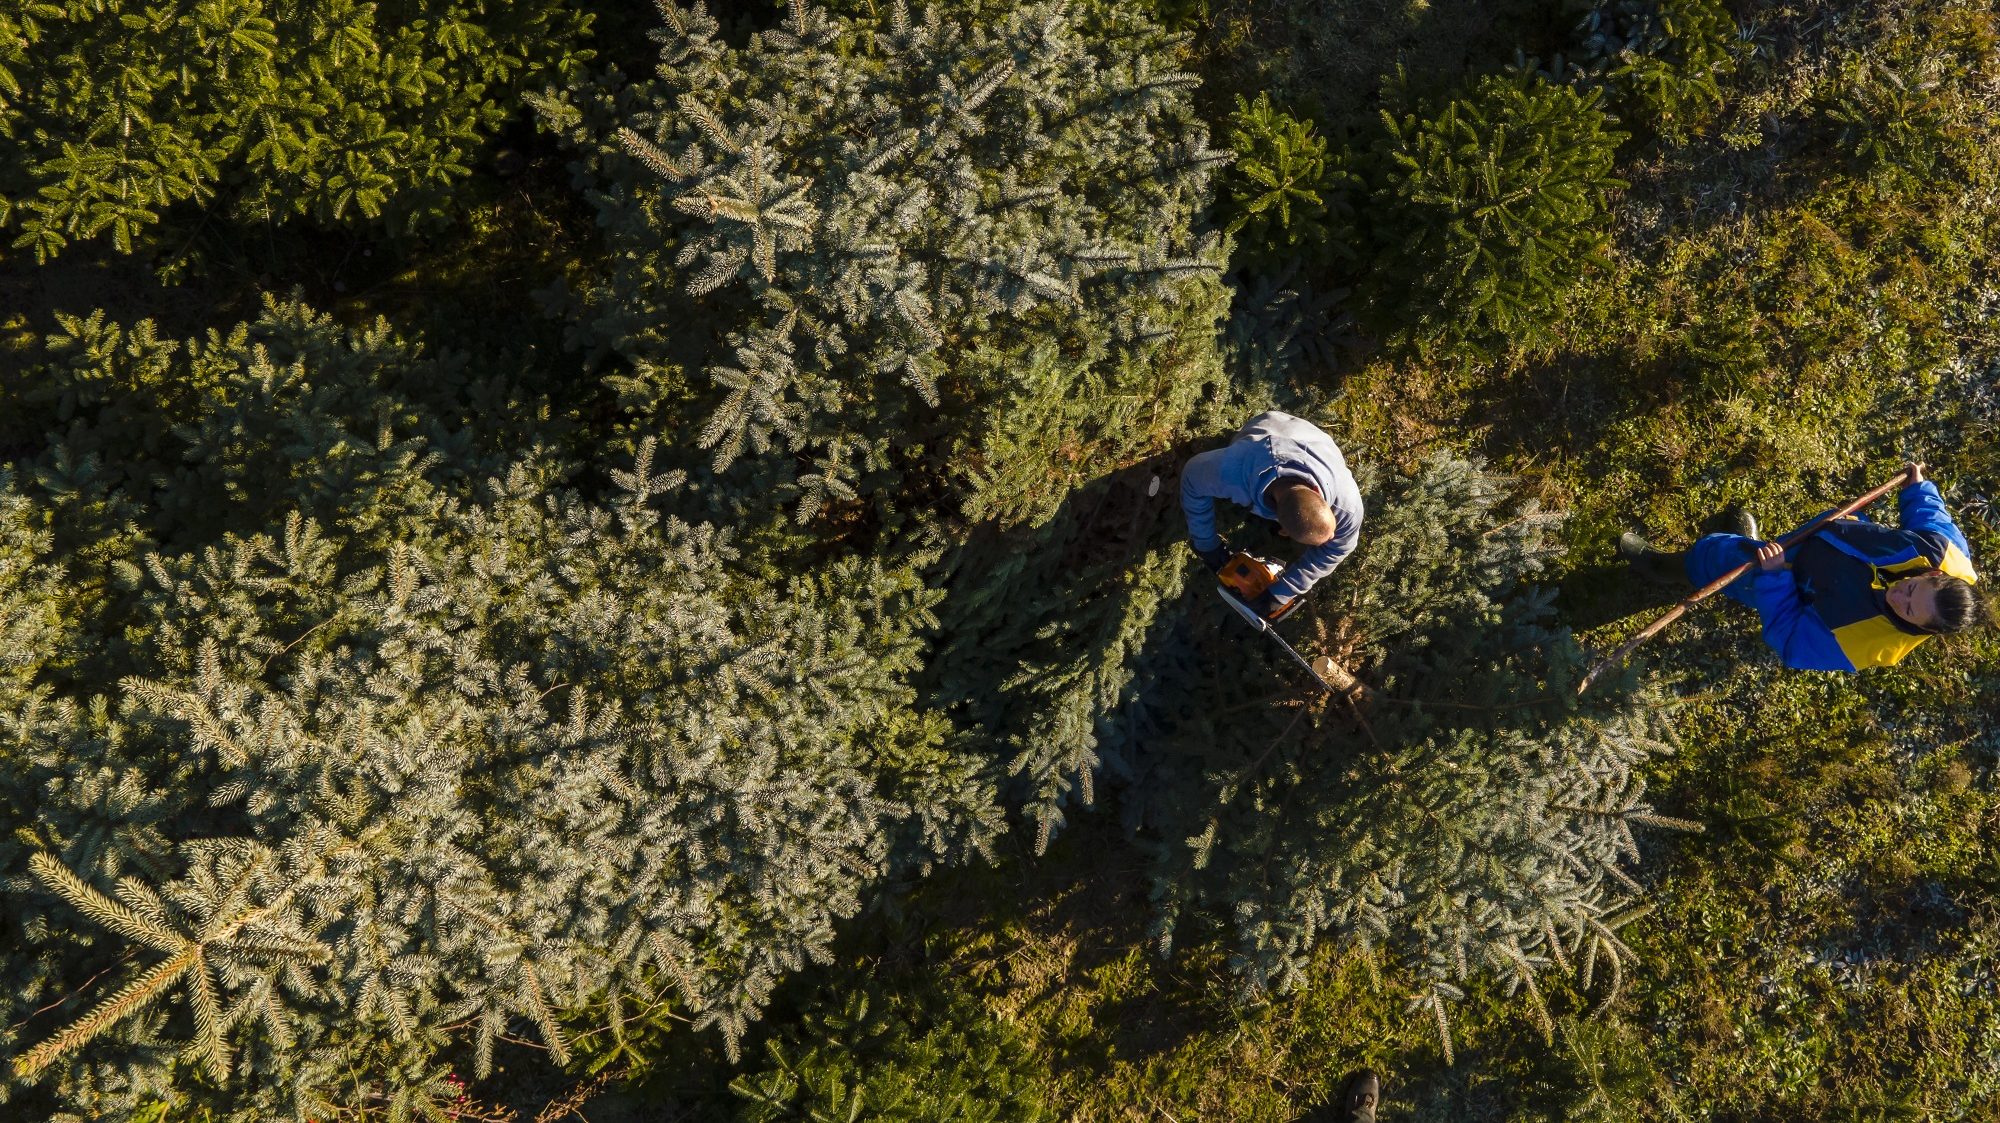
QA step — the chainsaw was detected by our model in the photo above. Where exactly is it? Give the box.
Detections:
[1214,551,1333,692]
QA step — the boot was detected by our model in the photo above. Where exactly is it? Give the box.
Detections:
[1343,1069,1380,1123]
[1701,504,1760,540]
[1617,532,1688,585]
[1727,506,1760,541]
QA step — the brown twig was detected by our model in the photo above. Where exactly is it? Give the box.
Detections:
[258,615,337,674]
[533,1068,626,1123]
[4,950,138,1033]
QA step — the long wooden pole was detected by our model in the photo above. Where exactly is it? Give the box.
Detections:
[1576,469,1914,694]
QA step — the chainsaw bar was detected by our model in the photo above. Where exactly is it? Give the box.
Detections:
[1216,585,1334,692]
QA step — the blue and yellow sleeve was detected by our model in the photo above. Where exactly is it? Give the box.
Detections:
[1898,481,1975,572]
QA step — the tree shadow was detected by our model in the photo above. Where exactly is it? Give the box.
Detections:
[1231,0,1567,126]
[923,432,1223,714]
[910,431,1325,1073]
[1286,1040,1557,1123]
[942,814,1231,1070]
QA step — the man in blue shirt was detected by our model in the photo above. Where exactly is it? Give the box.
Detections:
[1618,461,1981,671]
[1180,411,1365,619]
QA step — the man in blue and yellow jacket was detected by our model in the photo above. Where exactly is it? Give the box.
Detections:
[1620,462,1980,671]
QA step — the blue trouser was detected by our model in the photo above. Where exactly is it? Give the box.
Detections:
[1686,533,1763,608]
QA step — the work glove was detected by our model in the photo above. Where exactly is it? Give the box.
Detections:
[1192,538,1231,572]
[1250,591,1297,621]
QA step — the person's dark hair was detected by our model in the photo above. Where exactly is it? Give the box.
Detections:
[1274,483,1337,546]
[1933,576,1978,633]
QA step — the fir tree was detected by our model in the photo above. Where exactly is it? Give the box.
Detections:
[1219,92,1356,273]
[535,0,1231,533]
[1823,46,1988,197]
[0,307,1003,1120]
[1564,0,1738,146]
[1111,457,1693,1050]
[0,471,66,695]
[1224,268,1358,385]
[730,982,1049,1123]
[18,298,550,553]
[1368,69,1628,351]
[0,0,594,262]
[7,297,561,676]
[946,445,1690,1049]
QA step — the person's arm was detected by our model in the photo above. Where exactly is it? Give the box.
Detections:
[1895,462,1972,559]
[1266,536,1355,606]
[1749,544,1854,672]
[1179,448,1231,553]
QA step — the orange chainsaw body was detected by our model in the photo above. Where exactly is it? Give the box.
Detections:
[1217,552,1283,601]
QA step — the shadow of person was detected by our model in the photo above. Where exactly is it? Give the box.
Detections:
[1559,558,1688,635]
[924,433,1225,712]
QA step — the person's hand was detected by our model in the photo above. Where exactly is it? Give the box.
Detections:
[1193,539,1231,572]
[1902,460,1926,485]
[1258,592,1299,621]
[1754,541,1787,572]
